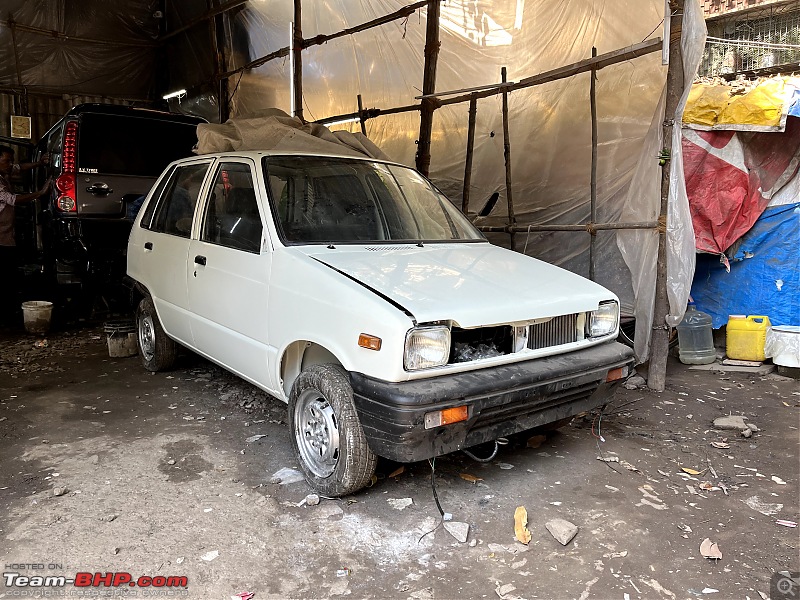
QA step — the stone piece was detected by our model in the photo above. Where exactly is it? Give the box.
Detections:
[545,518,579,546]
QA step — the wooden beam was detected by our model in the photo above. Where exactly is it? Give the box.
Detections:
[0,18,158,47]
[501,67,516,251]
[648,1,685,392]
[160,0,248,42]
[304,1,428,49]
[462,95,478,215]
[357,94,367,135]
[219,1,428,81]
[439,38,662,107]
[415,0,441,176]
[292,0,304,122]
[589,47,598,281]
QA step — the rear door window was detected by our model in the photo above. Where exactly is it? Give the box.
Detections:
[150,163,210,238]
[78,113,198,176]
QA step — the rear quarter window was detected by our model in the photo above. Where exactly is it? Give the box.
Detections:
[78,114,198,177]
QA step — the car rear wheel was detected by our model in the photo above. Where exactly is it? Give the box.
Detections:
[289,364,377,497]
[136,296,177,372]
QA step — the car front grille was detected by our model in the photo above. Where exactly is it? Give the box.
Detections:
[527,313,581,350]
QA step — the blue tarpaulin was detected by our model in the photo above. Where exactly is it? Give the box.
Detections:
[790,89,800,118]
[691,203,800,328]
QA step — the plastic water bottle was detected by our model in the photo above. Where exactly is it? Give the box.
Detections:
[677,301,716,365]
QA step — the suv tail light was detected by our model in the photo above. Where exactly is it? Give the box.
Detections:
[56,121,78,212]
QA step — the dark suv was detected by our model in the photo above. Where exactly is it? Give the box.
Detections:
[27,104,204,297]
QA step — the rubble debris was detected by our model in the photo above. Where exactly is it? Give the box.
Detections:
[269,467,304,485]
[443,521,470,543]
[700,538,722,560]
[231,593,254,600]
[743,496,783,516]
[387,498,413,510]
[710,441,730,449]
[545,518,579,546]
[526,435,547,448]
[513,506,531,545]
[460,473,483,484]
[623,374,646,390]
[388,466,405,478]
[746,423,759,432]
[200,550,219,561]
[335,568,351,577]
[776,520,797,527]
[245,434,267,443]
[52,486,68,497]
[297,494,320,507]
[742,428,752,438]
[597,456,619,463]
[771,476,787,485]
[712,415,747,430]
[495,583,517,598]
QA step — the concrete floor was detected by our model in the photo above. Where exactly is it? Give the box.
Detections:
[1,325,798,600]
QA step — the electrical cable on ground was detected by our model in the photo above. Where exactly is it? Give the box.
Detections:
[418,457,445,542]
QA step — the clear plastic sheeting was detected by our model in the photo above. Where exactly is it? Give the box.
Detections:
[618,1,707,361]
[0,0,160,99]
[195,109,388,159]
[228,1,705,361]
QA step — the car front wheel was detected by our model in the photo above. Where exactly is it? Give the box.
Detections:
[289,364,377,497]
[135,296,177,372]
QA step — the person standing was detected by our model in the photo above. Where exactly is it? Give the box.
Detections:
[0,146,50,327]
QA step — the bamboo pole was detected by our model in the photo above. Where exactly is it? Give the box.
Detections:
[462,95,478,215]
[501,67,516,251]
[357,94,367,135]
[648,0,685,392]
[589,46,598,281]
[210,0,230,122]
[292,0,304,122]
[415,0,441,177]
[160,0,248,42]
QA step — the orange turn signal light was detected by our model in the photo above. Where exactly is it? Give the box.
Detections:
[605,366,629,382]
[358,333,382,351]
[424,405,469,429]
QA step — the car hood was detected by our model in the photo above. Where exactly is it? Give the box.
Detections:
[301,243,616,327]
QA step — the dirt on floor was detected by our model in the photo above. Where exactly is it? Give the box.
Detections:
[1,324,798,600]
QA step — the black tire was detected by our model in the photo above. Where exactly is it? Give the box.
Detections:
[135,296,177,372]
[289,364,377,497]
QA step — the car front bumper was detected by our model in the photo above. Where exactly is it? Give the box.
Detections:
[349,341,635,463]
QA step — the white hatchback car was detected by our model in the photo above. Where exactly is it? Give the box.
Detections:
[127,152,634,496]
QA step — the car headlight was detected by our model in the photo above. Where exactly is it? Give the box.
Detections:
[404,326,451,370]
[587,301,619,338]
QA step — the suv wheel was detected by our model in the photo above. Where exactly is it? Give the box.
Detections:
[136,296,177,372]
[289,364,377,497]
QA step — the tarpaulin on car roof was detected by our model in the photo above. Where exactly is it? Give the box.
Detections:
[195,109,389,160]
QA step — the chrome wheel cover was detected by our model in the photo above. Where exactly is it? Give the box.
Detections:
[295,389,340,478]
[138,313,156,362]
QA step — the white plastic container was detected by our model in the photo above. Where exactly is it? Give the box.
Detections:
[765,325,800,368]
[21,301,53,335]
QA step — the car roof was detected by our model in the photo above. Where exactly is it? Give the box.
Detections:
[184,151,405,166]
[65,103,205,125]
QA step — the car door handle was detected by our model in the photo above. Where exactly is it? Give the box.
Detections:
[194,255,207,266]
[86,183,113,195]
[144,242,153,250]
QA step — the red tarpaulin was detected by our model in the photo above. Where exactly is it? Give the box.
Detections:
[682,116,800,255]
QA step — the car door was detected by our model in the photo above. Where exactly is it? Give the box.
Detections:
[136,160,212,344]
[187,159,274,389]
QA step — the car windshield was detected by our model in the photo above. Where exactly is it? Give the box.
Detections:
[263,156,485,244]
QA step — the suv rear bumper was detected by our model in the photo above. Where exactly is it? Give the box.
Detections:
[349,341,635,462]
